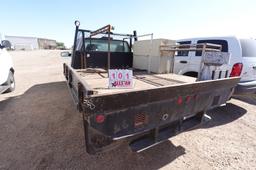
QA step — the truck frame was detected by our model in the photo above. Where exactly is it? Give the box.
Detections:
[63,21,240,154]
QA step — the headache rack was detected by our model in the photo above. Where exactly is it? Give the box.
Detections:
[71,21,137,75]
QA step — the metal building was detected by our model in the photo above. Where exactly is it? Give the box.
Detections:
[5,36,39,50]
[5,35,57,50]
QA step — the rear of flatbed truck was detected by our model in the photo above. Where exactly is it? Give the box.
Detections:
[63,63,240,154]
[63,21,240,154]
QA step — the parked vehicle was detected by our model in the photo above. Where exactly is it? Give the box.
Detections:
[174,36,256,95]
[1,40,13,50]
[0,43,15,94]
[63,21,240,154]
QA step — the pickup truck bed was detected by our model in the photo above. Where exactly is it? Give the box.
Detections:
[63,63,240,154]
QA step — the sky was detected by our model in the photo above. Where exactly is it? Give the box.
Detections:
[1,0,256,47]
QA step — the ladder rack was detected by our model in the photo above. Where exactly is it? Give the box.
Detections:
[160,43,222,52]
[159,43,225,80]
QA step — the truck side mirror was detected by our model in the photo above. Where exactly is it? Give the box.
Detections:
[60,51,71,57]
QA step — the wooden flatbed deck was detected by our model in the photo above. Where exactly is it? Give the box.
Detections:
[75,69,197,95]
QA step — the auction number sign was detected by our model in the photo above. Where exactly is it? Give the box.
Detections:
[109,69,133,88]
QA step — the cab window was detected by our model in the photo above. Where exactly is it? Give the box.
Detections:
[176,41,191,56]
[196,40,228,56]
[84,39,130,52]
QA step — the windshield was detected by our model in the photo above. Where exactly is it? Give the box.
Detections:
[84,39,130,52]
[240,39,256,57]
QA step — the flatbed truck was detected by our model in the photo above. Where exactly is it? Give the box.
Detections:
[63,21,240,154]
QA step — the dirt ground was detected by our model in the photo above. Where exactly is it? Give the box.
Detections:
[0,50,255,170]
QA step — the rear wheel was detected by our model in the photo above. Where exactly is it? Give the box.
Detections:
[5,71,15,93]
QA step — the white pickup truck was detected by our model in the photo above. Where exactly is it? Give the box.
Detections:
[174,36,256,95]
[0,43,15,94]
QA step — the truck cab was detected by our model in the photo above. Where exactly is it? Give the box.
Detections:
[71,30,134,70]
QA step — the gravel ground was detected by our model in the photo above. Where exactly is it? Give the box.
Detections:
[0,50,255,170]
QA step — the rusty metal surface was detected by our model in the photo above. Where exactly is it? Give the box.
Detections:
[83,77,240,114]
[89,25,112,73]
[64,63,240,115]
[90,25,111,37]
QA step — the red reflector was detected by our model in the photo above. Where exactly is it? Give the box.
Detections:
[230,63,243,77]
[177,96,183,105]
[95,114,105,123]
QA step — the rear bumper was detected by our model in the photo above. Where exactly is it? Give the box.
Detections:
[233,80,256,95]
[129,113,210,152]
[85,111,208,154]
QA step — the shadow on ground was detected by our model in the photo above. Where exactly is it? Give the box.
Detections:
[0,81,185,170]
[202,103,247,129]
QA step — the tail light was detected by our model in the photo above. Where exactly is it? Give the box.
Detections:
[177,96,183,105]
[95,114,105,123]
[230,63,243,77]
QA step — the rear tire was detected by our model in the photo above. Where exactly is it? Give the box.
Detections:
[5,71,15,93]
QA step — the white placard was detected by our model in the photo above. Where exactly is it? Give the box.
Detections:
[108,69,133,88]
[203,52,230,66]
